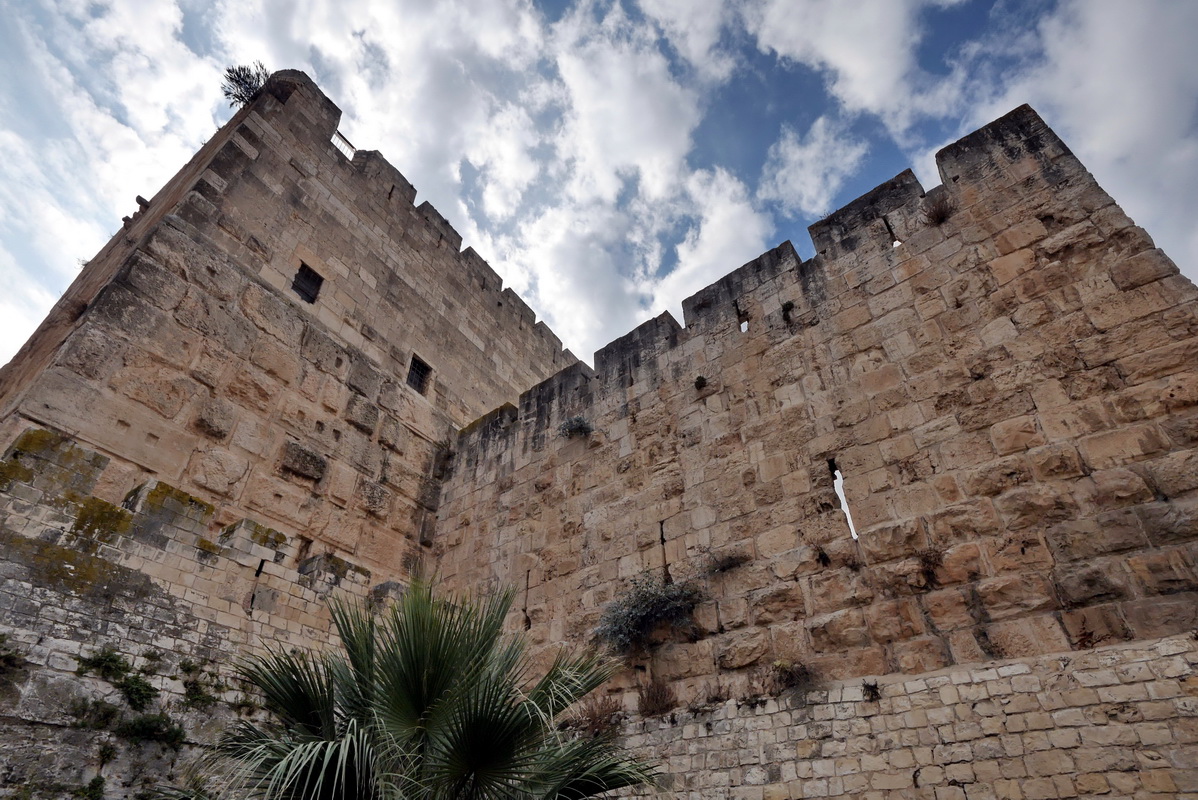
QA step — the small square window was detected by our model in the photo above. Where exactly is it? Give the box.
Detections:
[292,263,324,303]
[407,355,432,394]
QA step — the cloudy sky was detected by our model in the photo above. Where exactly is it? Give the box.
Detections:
[2,0,1195,366]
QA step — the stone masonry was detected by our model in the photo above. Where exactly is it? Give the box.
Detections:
[0,73,1195,798]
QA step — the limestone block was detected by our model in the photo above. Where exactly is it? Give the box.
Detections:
[1135,499,1198,545]
[750,584,805,624]
[57,324,127,381]
[1088,467,1154,509]
[1126,549,1198,596]
[241,282,304,346]
[1111,248,1178,291]
[189,447,250,497]
[301,325,349,376]
[121,251,188,310]
[109,350,200,420]
[175,287,256,355]
[808,609,870,651]
[962,456,1031,497]
[251,335,302,386]
[858,520,925,563]
[361,480,390,518]
[1059,604,1131,649]
[865,598,925,643]
[927,500,1001,546]
[891,637,950,674]
[1143,449,1198,499]
[280,441,327,481]
[194,397,237,439]
[921,589,975,632]
[1053,561,1131,607]
[379,415,405,452]
[347,352,383,399]
[809,570,873,614]
[1025,443,1086,480]
[992,484,1077,530]
[1120,592,1198,638]
[717,628,768,669]
[976,574,1056,620]
[225,364,284,413]
[345,394,381,435]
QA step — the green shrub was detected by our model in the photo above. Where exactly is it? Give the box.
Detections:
[182,677,217,710]
[595,573,703,655]
[558,416,593,438]
[73,777,104,800]
[114,713,185,749]
[69,698,121,730]
[116,674,158,711]
[76,647,131,682]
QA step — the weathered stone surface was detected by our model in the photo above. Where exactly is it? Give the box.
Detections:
[346,394,381,435]
[1054,562,1131,606]
[1126,549,1198,595]
[280,441,327,480]
[808,608,870,651]
[716,629,768,669]
[242,281,304,345]
[976,574,1056,620]
[194,397,237,439]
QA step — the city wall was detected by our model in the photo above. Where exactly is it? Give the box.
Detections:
[0,72,1194,798]
[0,72,572,796]
[434,107,1198,794]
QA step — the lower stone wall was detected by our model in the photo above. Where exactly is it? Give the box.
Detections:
[0,426,390,798]
[619,633,1197,799]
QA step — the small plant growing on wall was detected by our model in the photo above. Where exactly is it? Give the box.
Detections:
[770,660,816,694]
[922,194,955,226]
[594,573,703,656]
[573,693,623,737]
[702,548,751,576]
[637,679,676,717]
[558,416,593,438]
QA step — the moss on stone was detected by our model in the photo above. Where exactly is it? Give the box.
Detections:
[0,457,34,490]
[0,529,157,602]
[7,428,68,457]
[195,537,222,555]
[69,497,133,549]
[142,481,215,517]
[247,521,286,549]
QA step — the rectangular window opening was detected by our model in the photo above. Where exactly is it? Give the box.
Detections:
[407,355,432,395]
[292,263,324,304]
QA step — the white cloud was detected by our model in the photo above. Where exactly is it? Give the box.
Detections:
[648,167,774,316]
[637,0,736,82]
[741,0,966,133]
[550,1,702,203]
[757,116,868,217]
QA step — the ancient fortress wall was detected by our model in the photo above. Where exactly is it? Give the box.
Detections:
[0,72,1196,798]
[435,107,1198,794]
[0,72,572,795]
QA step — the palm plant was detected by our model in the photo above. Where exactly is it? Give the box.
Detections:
[182,581,652,800]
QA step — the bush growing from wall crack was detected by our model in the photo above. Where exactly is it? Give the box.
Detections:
[558,416,593,438]
[595,573,703,655]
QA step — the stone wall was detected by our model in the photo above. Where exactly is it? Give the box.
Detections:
[620,633,1197,799]
[435,105,1198,741]
[2,77,1197,798]
[0,71,574,798]
[0,70,574,582]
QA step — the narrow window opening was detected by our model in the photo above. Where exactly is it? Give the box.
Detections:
[254,559,266,577]
[407,355,432,394]
[292,263,324,303]
[522,570,532,631]
[739,320,749,333]
[882,215,902,248]
[828,458,859,540]
[659,520,672,584]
